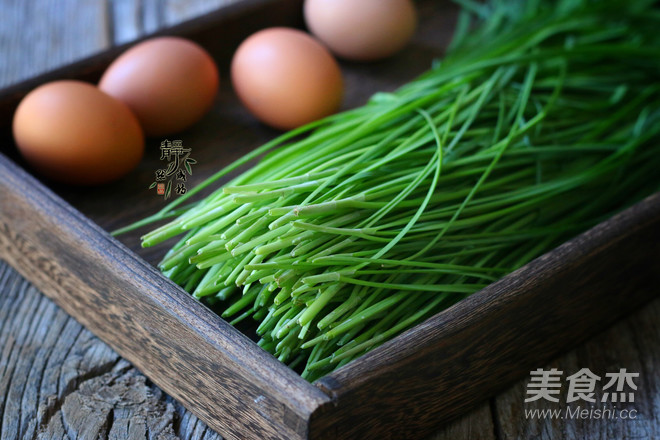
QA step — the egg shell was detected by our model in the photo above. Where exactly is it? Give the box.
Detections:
[231,27,343,130]
[12,80,144,186]
[99,37,219,136]
[304,0,417,61]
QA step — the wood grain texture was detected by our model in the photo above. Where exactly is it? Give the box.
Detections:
[0,258,491,440]
[0,153,331,440]
[0,261,219,440]
[2,148,658,440]
[3,255,660,440]
[0,0,109,89]
[109,0,145,45]
[108,0,247,42]
[163,0,245,25]
[492,298,660,440]
[430,403,496,440]
[311,193,660,439]
[0,0,306,132]
[1,0,660,439]
[0,0,247,88]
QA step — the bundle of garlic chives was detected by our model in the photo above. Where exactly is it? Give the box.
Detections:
[123,0,660,380]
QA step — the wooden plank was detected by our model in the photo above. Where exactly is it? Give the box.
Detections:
[493,298,660,439]
[108,0,144,45]
[0,0,109,89]
[430,403,496,440]
[311,192,660,439]
[3,256,660,439]
[142,0,166,34]
[0,154,331,440]
[0,261,193,440]
[108,0,249,45]
[1,0,659,438]
[0,0,256,88]
[0,258,496,440]
[0,0,449,270]
[164,0,245,25]
[0,0,306,133]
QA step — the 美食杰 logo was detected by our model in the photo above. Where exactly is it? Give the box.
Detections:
[523,367,640,421]
[150,139,196,200]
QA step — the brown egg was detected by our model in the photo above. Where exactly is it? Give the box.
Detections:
[99,37,219,136]
[13,80,144,185]
[304,0,417,61]
[231,27,343,130]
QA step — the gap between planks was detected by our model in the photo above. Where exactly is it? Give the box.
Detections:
[0,0,244,89]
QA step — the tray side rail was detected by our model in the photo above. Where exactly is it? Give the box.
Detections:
[0,153,332,440]
[311,192,660,439]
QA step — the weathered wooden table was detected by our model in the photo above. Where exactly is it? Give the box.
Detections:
[1,1,659,439]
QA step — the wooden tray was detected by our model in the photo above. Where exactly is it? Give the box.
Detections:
[1,1,659,439]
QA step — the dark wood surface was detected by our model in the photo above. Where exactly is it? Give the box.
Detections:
[0,260,219,440]
[0,153,331,440]
[1,0,659,439]
[312,193,660,439]
[2,257,660,440]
